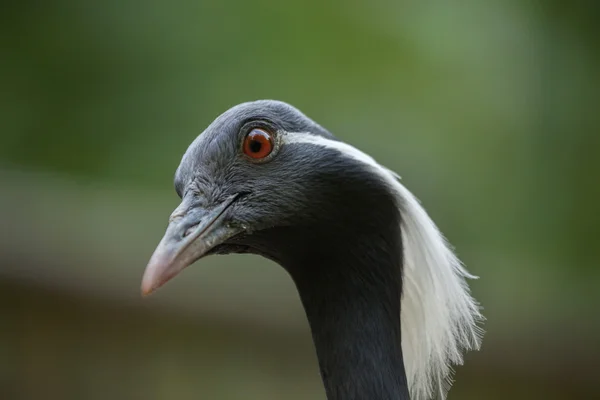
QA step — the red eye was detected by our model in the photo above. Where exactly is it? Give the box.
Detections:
[243,128,274,159]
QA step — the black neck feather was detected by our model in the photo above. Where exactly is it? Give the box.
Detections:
[287,226,409,400]
[229,160,411,399]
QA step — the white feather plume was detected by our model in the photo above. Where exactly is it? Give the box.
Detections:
[283,132,484,400]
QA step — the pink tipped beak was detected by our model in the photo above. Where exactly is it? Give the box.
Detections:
[141,193,243,296]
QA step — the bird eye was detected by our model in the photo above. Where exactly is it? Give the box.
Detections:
[243,128,274,160]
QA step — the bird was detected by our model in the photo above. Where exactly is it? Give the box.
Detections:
[141,100,483,400]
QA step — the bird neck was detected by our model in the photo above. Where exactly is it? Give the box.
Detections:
[285,228,410,400]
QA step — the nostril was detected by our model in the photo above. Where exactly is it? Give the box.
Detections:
[169,211,186,223]
[184,223,200,238]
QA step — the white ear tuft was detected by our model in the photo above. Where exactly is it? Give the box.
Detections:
[282,132,484,400]
[384,168,484,400]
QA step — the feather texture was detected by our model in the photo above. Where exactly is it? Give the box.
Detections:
[283,131,484,400]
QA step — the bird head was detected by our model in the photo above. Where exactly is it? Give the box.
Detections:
[141,99,396,295]
[141,99,483,400]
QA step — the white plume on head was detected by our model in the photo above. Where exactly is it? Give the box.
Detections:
[283,132,484,400]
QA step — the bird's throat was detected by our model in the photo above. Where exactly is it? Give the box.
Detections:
[232,184,410,399]
[287,231,410,400]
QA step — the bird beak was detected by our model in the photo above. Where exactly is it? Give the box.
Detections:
[141,193,243,296]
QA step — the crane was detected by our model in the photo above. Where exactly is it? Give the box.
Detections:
[141,100,483,400]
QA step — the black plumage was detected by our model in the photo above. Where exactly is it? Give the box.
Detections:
[142,100,483,400]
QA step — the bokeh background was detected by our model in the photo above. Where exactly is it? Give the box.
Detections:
[1,1,599,399]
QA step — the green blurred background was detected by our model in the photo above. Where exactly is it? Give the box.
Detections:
[1,1,599,399]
